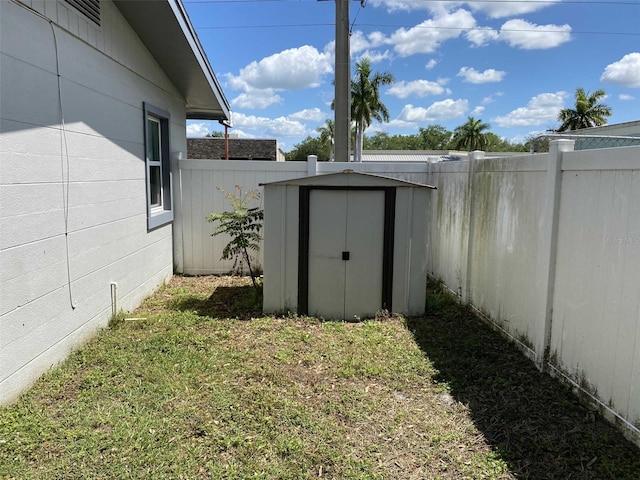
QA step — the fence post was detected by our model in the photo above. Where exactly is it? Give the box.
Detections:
[463,150,484,304]
[173,152,185,274]
[307,155,318,176]
[538,139,574,368]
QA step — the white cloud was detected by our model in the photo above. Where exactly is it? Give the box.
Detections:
[388,79,449,99]
[356,8,568,56]
[471,105,485,116]
[467,0,561,19]
[264,117,310,137]
[457,67,506,83]
[186,122,213,138]
[350,31,372,54]
[482,92,504,104]
[370,0,559,18]
[368,0,426,13]
[493,92,567,127]
[227,129,255,139]
[601,53,640,88]
[288,107,326,123]
[425,59,438,70]
[226,45,332,92]
[348,31,394,63]
[231,90,282,109]
[386,118,421,130]
[398,99,469,123]
[619,94,635,101]
[233,112,310,138]
[359,49,394,64]
[384,9,476,56]
[499,19,571,50]
[367,31,387,47]
[466,27,499,47]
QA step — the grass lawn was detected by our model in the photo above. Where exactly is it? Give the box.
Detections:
[1,276,638,479]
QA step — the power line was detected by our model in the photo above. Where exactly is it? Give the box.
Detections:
[194,22,640,37]
[188,0,639,36]
[357,23,640,36]
[185,0,639,5]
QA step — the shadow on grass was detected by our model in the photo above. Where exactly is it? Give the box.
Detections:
[406,284,640,480]
[170,285,263,320]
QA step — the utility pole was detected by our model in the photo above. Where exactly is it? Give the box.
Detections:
[334,0,350,162]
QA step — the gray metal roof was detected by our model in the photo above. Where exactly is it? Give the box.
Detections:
[113,0,230,121]
[359,151,467,163]
[260,170,436,189]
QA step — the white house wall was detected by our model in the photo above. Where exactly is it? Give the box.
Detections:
[0,0,187,403]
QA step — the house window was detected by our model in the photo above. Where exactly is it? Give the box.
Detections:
[144,103,172,230]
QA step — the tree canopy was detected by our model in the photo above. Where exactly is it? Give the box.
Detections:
[451,117,491,152]
[286,120,528,159]
[350,58,395,162]
[316,119,335,162]
[556,88,612,132]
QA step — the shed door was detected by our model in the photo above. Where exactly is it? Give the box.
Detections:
[306,189,387,319]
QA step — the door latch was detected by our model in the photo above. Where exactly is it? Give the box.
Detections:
[342,251,350,261]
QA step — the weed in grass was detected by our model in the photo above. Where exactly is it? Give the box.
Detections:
[1,275,638,480]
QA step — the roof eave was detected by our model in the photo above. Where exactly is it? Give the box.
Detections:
[113,0,231,121]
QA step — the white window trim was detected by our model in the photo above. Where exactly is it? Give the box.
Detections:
[144,103,173,230]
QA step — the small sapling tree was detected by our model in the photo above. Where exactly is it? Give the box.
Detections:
[207,186,264,289]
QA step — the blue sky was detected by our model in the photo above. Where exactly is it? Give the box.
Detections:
[184,0,640,152]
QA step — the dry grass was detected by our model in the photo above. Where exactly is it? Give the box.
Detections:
[0,275,638,479]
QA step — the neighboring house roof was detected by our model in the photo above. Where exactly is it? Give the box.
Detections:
[188,138,281,160]
[113,0,230,121]
[538,120,640,151]
[566,120,640,137]
[360,151,466,163]
[359,150,530,162]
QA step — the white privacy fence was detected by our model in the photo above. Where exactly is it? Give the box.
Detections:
[174,158,430,275]
[427,142,640,446]
[175,143,640,445]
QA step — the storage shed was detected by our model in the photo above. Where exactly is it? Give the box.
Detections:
[262,170,435,320]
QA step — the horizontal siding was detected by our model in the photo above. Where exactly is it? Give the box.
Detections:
[0,55,60,128]
[1,233,171,352]
[0,0,184,403]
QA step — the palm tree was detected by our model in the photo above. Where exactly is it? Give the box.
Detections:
[451,117,491,151]
[317,119,335,161]
[556,88,612,132]
[350,58,394,162]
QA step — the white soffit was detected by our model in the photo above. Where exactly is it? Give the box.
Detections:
[114,0,231,121]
